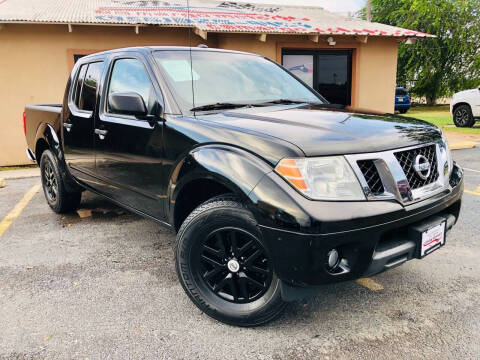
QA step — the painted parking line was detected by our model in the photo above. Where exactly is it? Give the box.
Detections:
[463,167,480,173]
[465,188,480,196]
[356,277,384,291]
[0,183,41,238]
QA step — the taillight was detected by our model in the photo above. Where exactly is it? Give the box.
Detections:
[23,111,26,135]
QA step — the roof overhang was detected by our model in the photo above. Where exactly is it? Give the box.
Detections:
[0,0,435,38]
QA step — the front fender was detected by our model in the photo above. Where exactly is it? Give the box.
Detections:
[167,145,273,223]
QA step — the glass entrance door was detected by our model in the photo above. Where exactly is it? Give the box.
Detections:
[282,50,352,106]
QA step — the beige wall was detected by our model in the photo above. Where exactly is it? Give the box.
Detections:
[0,24,398,166]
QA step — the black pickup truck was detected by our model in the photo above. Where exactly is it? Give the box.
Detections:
[24,46,463,326]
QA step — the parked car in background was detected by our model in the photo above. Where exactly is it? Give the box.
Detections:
[23,47,463,327]
[395,87,411,114]
[451,87,480,127]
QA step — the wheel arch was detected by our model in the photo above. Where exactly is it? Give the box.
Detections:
[168,145,273,231]
[452,102,472,113]
[34,123,61,164]
[35,122,82,193]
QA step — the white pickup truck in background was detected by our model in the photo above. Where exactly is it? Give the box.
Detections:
[451,86,480,127]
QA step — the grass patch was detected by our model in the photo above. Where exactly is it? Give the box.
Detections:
[404,105,480,134]
[0,165,37,171]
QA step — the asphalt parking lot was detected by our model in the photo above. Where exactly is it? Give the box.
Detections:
[1,148,479,360]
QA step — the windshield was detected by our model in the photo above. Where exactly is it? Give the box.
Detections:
[153,50,325,112]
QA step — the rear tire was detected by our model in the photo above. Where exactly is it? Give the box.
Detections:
[453,104,475,127]
[175,195,287,326]
[40,150,82,213]
[399,109,408,114]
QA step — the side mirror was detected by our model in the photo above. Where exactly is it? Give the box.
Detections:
[108,92,147,116]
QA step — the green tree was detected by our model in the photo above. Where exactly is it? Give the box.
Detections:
[368,0,480,104]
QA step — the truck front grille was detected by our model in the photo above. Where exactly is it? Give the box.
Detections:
[347,142,446,205]
[357,160,384,195]
[394,145,439,189]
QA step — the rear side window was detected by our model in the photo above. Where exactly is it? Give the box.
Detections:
[73,64,87,106]
[78,61,104,112]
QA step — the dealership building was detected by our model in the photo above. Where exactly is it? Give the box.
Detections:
[0,0,430,166]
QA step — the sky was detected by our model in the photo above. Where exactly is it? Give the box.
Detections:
[245,0,367,13]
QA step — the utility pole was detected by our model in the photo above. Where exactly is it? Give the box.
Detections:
[366,0,372,22]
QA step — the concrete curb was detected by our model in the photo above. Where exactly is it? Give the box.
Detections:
[450,141,477,151]
[0,168,40,180]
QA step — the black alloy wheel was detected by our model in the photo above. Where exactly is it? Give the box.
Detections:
[197,227,273,304]
[43,161,58,203]
[40,150,82,213]
[175,195,287,326]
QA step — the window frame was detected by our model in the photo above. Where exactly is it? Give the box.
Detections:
[68,58,105,116]
[72,63,88,108]
[282,49,353,106]
[100,54,162,124]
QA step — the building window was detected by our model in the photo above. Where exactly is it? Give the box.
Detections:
[282,50,352,106]
[74,54,86,63]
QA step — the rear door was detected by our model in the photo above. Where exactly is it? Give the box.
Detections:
[63,60,104,178]
[94,54,166,220]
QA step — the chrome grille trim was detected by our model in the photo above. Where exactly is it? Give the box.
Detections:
[357,160,385,195]
[345,141,450,205]
[394,144,439,189]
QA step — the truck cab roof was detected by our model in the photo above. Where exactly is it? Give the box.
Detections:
[78,46,257,62]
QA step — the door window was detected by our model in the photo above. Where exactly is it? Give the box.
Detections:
[79,62,104,112]
[73,64,87,107]
[282,50,352,106]
[107,58,154,115]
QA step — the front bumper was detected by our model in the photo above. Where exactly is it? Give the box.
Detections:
[248,164,464,291]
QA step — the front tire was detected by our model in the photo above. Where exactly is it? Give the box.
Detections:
[175,196,287,326]
[453,104,475,127]
[40,150,82,213]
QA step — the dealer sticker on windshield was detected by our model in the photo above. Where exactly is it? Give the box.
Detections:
[421,222,446,257]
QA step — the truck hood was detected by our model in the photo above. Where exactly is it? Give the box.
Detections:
[197,105,442,156]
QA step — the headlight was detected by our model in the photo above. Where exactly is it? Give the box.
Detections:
[440,134,453,177]
[275,156,365,200]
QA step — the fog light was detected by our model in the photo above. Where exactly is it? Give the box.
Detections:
[327,249,340,269]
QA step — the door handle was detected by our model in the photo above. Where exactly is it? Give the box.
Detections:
[94,128,108,140]
[63,123,73,132]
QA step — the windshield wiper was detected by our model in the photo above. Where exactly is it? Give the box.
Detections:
[190,102,252,112]
[258,99,346,111]
[190,100,345,112]
[258,99,324,106]
[310,103,345,109]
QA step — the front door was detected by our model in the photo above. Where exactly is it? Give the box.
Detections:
[63,61,104,178]
[282,50,352,106]
[94,56,166,220]
[472,87,480,117]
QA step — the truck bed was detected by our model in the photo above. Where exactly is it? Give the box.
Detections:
[24,104,62,156]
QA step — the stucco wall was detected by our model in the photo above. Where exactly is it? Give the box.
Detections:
[0,24,398,166]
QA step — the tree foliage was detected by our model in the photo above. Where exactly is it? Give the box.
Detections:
[368,0,480,104]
